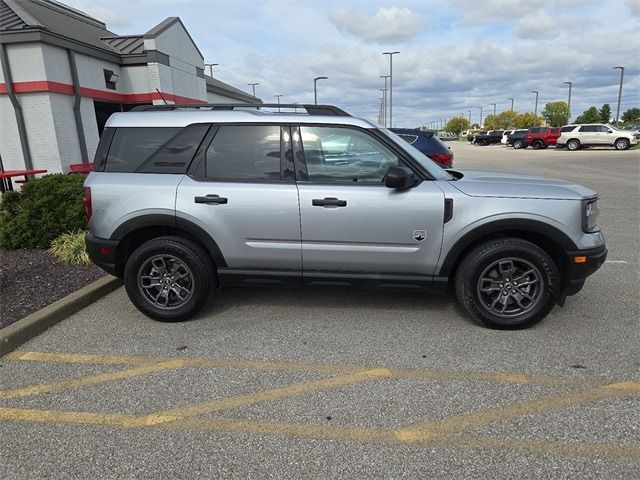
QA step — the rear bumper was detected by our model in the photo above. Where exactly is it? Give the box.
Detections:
[86,233,120,277]
[564,244,607,296]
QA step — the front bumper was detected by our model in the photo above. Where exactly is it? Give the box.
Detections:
[564,244,607,296]
[86,233,120,277]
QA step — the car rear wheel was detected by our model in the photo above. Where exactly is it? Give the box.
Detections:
[532,140,545,150]
[513,139,525,149]
[124,236,216,322]
[455,238,559,329]
[614,138,630,150]
[566,139,581,151]
[477,139,488,146]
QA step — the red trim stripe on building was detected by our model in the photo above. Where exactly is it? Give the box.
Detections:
[0,80,206,105]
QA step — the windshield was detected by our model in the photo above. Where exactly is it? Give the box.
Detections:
[378,128,453,180]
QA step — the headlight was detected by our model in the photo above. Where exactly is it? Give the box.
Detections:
[582,197,600,232]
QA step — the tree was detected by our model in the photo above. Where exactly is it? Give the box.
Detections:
[575,106,601,124]
[515,112,543,128]
[445,116,470,134]
[483,114,499,130]
[621,107,640,124]
[541,101,569,127]
[495,110,519,129]
[599,103,611,123]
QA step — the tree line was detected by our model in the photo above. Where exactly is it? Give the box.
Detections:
[444,103,639,134]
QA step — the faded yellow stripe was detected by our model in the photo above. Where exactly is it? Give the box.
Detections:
[0,359,187,400]
[395,381,640,443]
[150,368,393,423]
[0,407,147,428]
[7,351,603,387]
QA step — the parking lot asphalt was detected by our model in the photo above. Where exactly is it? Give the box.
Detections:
[1,142,639,479]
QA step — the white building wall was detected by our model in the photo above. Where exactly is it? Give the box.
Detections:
[74,52,121,92]
[49,93,82,171]
[20,93,63,173]
[0,96,24,169]
[41,44,72,84]
[144,22,203,68]
[5,43,46,82]
[206,91,246,103]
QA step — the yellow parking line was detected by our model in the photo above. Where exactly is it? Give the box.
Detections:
[149,368,393,424]
[6,350,601,387]
[394,381,640,443]
[0,359,187,400]
[0,407,148,428]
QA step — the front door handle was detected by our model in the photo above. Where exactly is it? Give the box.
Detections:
[312,197,347,207]
[195,194,228,204]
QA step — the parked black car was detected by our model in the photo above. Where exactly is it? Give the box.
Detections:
[391,128,453,168]
[474,130,504,146]
[507,129,529,148]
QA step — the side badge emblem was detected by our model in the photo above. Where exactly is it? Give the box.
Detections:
[413,230,426,242]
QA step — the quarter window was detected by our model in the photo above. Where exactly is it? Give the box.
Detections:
[205,125,282,181]
[106,127,181,172]
[299,126,398,184]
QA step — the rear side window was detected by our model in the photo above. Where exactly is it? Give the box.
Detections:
[398,134,418,144]
[579,125,597,132]
[205,125,282,181]
[105,127,181,172]
[561,126,575,132]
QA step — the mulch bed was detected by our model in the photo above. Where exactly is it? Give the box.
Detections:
[0,248,106,329]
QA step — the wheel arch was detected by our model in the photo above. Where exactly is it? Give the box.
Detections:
[110,214,226,277]
[439,219,577,289]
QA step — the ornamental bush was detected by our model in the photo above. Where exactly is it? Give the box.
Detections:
[0,174,86,249]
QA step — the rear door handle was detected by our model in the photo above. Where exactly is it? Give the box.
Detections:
[195,194,228,204]
[312,197,347,207]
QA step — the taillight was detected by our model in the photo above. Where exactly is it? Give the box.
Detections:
[427,153,453,166]
[82,186,92,221]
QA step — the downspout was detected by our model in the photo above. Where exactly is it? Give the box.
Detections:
[67,50,89,163]
[0,43,34,170]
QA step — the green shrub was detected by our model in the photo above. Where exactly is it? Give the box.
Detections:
[49,230,90,265]
[0,174,86,249]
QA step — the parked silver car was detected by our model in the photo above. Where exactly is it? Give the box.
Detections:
[85,104,606,329]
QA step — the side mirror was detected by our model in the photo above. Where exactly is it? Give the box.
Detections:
[385,165,416,189]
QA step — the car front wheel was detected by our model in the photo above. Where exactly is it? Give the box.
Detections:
[455,238,559,329]
[513,139,525,149]
[614,138,630,150]
[566,139,581,151]
[124,236,216,322]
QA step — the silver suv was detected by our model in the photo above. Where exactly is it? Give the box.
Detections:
[84,104,607,329]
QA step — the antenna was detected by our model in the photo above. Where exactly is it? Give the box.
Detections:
[155,88,168,105]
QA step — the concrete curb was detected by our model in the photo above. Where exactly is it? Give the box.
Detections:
[0,275,122,357]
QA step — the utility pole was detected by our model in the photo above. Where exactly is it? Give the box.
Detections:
[531,90,539,116]
[382,51,400,127]
[313,76,328,105]
[613,66,624,125]
[563,82,572,121]
[380,75,390,127]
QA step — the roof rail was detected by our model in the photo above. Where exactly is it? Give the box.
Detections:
[129,103,351,116]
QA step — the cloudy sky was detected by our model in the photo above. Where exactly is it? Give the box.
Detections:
[65,0,639,127]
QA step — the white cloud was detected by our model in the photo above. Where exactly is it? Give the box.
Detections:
[328,7,425,43]
[63,0,130,29]
[626,0,640,16]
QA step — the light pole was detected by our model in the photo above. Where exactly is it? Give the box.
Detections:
[313,76,328,105]
[379,89,387,125]
[508,98,514,112]
[274,94,282,112]
[468,110,472,127]
[490,103,496,117]
[531,90,539,116]
[204,63,219,77]
[380,75,390,127]
[383,51,400,127]
[563,81,572,121]
[479,107,483,128]
[248,82,259,97]
[613,66,624,125]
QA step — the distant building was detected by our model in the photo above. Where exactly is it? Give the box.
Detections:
[0,0,259,173]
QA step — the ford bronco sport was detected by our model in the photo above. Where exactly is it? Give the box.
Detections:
[85,104,606,329]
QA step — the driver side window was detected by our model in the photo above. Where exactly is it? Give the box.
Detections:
[299,126,398,184]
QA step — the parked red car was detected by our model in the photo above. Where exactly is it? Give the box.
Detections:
[524,127,561,149]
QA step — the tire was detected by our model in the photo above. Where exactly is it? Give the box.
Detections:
[455,238,559,329]
[566,139,581,151]
[532,140,545,150]
[124,236,216,322]
[614,138,630,150]
[478,139,488,146]
[513,139,524,149]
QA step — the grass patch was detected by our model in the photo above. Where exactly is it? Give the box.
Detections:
[49,230,90,265]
